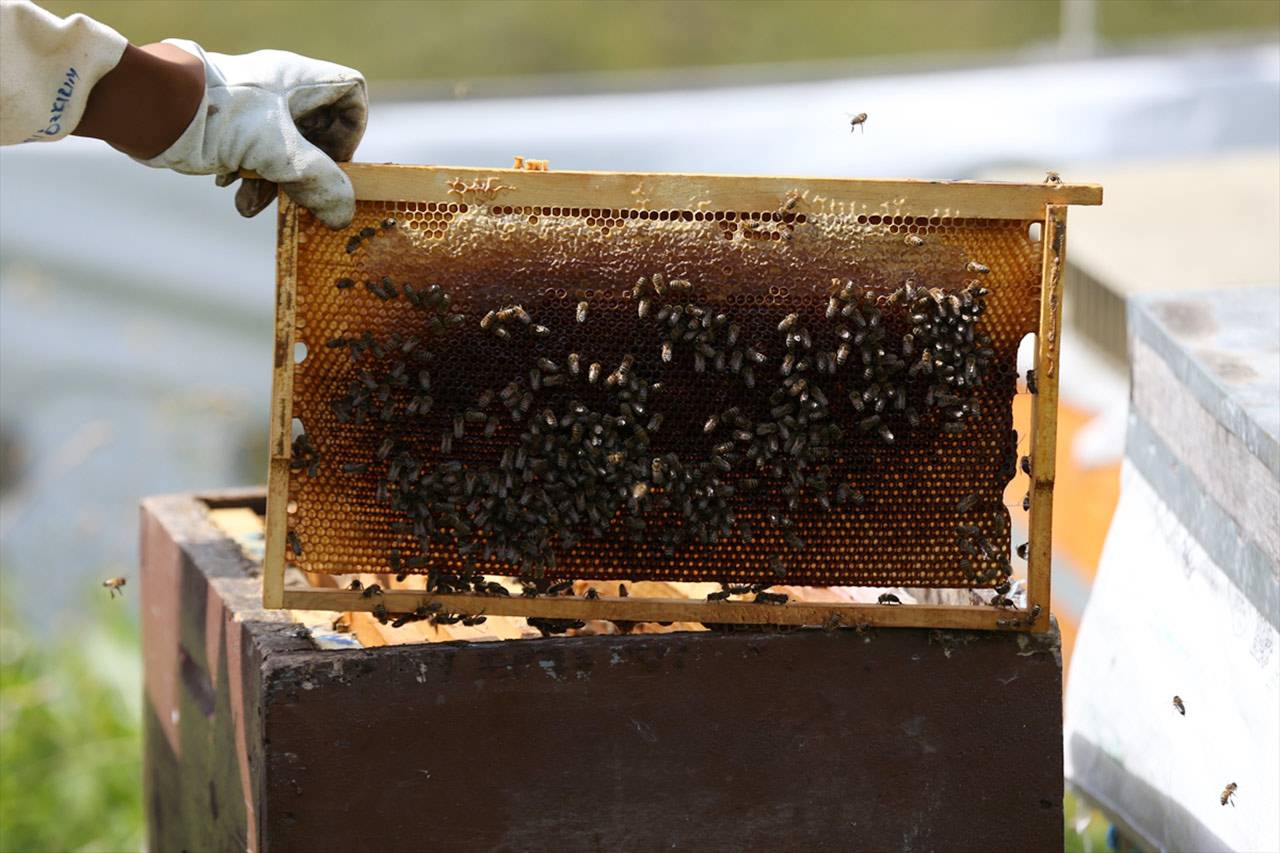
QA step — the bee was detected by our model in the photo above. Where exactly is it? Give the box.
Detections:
[1221,782,1237,807]
[956,493,980,513]
[1172,695,1186,716]
[1044,171,1062,185]
[878,592,901,605]
[461,615,487,627]
[335,277,355,290]
[1022,494,1031,512]
[846,112,868,133]
[361,583,383,598]
[102,577,127,598]
[584,588,600,601]
[904,234,924,247]
[576,301,589,323]
[1016,542,1029,560]
[1020,455,1031,475]
[966,261,990,275]
[547,580,573,595]
[348,579,363,591]
[371,603,389,624]
[1026,368,1038,394]
[706,589,731,602]
[287,530,303,557]
[754,591,788,605]
[618,584,629,598]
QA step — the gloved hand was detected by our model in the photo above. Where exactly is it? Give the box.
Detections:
[140,40,367,229]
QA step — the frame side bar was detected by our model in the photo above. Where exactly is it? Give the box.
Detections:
[263,198,300,609]
[1026,204,1068,632]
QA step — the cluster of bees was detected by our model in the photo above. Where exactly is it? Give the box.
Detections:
[295,218,1024,631]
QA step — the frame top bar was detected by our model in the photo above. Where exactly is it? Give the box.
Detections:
[340,163,1102,221]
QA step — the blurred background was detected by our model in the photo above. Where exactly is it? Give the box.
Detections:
[1,1,1277,849]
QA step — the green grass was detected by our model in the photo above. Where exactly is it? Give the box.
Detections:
[41,0,1280,84]
[1064,788,1113,853]
[0,590,144,853]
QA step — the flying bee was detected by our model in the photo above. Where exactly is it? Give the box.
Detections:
[878,592,901,605]
[1172,695,1185,716]
[102,577,127,598]
[1221,782,1237,807]
[846,112,868,133]
[1044,171,1062,184]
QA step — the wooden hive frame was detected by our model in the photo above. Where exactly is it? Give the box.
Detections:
[264,163,1100,632]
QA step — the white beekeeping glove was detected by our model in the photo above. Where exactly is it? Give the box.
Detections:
[140,40,367,229]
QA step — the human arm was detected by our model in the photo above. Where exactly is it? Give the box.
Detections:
[0,1,368,228]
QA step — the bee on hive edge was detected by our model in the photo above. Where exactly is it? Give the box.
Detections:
[348,579,363,591]
[878,593,901,605]
[361,583,383,598]
[846,112,868,133]
[1220,782,1237,807]
[1044,171,1062,185]
[103,577,127,598]
[1172,695,1186,716]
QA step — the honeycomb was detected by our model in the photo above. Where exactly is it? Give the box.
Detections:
[281,191,1041,589]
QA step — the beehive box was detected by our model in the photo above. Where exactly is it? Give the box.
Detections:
[265,163,1101,631]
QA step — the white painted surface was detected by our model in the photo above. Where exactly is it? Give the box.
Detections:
[1065,462,1280,853]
